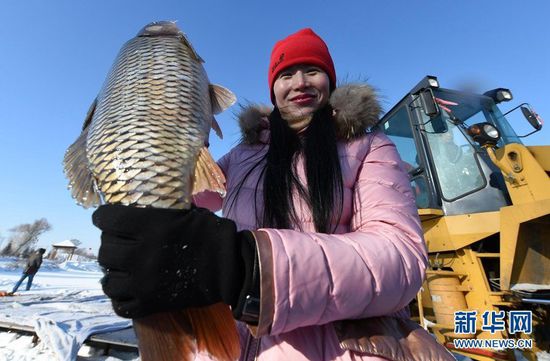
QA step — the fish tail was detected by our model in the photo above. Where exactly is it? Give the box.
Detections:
[186,303,240,360]
[133,311,196,361]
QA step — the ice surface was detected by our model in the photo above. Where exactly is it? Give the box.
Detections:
[0,257,136,361]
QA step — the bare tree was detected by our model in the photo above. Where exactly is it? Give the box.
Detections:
[1,218,52,256]
[0,231,5,251]
[74,247,97,260]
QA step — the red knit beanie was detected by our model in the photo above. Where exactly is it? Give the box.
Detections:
[268,28,336,102]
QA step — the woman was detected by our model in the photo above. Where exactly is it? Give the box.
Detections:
[94,28,453,360]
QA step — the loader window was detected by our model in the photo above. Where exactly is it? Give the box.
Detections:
[382,107,419,170]
[381,107,430,208]
[432,89,522,146]
[424,114,485,200]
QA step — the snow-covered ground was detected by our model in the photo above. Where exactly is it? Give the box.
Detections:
[0,257,138,361]
[1,257,548,361]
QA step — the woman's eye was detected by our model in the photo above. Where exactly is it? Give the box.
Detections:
[306,69,319,75]
[279,73,292,79]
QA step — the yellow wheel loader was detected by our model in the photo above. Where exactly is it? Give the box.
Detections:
[379,76,549,361]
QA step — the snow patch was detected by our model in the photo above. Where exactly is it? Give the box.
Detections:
[0,257,136,361]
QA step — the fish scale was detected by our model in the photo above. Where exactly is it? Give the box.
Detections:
[92,38,202,207]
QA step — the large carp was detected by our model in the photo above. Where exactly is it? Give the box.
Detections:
[64,21,238,361]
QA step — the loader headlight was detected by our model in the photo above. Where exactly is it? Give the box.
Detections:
[483,88,513,104]
[484,124,500,139]
[467,122,501,146]
[428,77,440,88]
[498,90,513,101]
[411,75,440,95]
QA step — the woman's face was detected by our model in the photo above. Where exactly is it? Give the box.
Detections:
[273,64,330,127]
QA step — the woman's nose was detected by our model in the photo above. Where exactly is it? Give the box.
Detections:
[291,71,307,89]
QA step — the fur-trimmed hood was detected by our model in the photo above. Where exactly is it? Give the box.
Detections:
[237,83,381,144]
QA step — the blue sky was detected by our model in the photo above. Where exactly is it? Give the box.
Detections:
[1,1,548,252]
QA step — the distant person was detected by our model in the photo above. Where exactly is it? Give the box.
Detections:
[10,248,46,294]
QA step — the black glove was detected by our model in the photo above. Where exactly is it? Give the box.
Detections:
[92,204,258,320]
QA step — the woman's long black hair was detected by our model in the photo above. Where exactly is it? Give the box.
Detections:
[228,103,344,233]
[262,105,343,233]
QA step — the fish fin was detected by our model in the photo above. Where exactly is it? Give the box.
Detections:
[191,147,226,197]
[209,84,236,115]
[82,98,98,130]
[211,116,223,139]
[179,31,205,63]
[63,127,101,208]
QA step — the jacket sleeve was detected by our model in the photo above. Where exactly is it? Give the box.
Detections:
[24,258,32,273]
[192,151,230,212]
[257,134,428,336]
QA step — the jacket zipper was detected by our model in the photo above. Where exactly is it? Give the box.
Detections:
[253,336,260,360]
[244,334,261,361]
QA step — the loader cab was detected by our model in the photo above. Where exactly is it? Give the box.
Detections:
[379,76,527,216]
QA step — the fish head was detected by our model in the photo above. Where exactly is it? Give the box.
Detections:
[137,21,204,63]
[137,21,180,37]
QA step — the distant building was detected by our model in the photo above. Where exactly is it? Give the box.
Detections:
[49,239,79,261]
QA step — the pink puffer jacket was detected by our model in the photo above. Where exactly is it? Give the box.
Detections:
[195,84,453,361]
